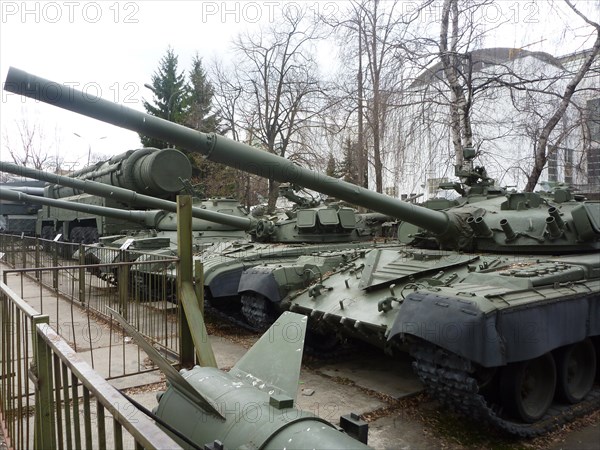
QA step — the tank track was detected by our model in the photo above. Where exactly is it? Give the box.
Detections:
[240,294,274,332]
[225,295,353,359]
[411,342,600,438]
[204,298,264,333]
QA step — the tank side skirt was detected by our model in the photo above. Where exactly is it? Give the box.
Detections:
[390,291,598,367]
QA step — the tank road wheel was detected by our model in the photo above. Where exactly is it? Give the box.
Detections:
[500,353,556,423]
[555,339,596,404]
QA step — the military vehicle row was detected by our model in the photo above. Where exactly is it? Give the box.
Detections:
[0,159,395,329]
[4,67,599,437]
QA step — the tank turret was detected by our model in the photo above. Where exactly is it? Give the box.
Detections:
[5,68,599,436]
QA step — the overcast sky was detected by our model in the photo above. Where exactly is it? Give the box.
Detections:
[1,0,597,168]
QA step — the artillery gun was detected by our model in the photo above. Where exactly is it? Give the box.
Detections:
[5,67,599,436]
[39,147,191,243]
[0,179,44,235]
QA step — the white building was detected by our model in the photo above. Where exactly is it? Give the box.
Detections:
[386,48,599,199]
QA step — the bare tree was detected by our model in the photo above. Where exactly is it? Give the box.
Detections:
[327,0,419,194]
[524,0,600,191]
[3,118,65,172]
[218,7,330,211]
[400,0,599,195]
[439,0,474,167]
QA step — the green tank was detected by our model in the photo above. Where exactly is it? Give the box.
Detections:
[41,148,252,243]
[0,160,254,288]
[5,67,599,436]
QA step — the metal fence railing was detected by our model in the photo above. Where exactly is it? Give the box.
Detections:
[0,278,43,450]
[0,278,182,450]
[0,234,182,364]
[1,198,202,449]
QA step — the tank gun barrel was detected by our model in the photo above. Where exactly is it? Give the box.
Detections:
[4,67,451,236]
[0,187,159,225]
[0,160,255,231]
[0,185,45,196]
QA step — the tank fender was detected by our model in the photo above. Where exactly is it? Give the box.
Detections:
[206,266,246,298]
[238,266,283,303]
[389,291,598,367]
[390,292,504,367]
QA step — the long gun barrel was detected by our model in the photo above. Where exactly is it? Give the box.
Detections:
[0,161,255,231]
[4,67,452,237]
[0,185,45,196]
[0,187,164,226]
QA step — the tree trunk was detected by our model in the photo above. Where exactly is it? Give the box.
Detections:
[267,179,280,213]
[440,0,473,167]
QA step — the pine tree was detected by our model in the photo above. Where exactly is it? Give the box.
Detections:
[184,53,237,197]
[140,47,189,149]
[340,137,360,185]
[185,53,219,133]
[326,152,338,178]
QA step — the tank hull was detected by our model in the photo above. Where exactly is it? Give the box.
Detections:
[284,246,599,435]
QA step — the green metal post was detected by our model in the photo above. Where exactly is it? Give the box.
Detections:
[178,195,194,366]
[177,195,217,368]
[32,316,56,450]
[118,253,129,320]
[52,242,58,290]
[35,237,40,280]
[78,244,86,305]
